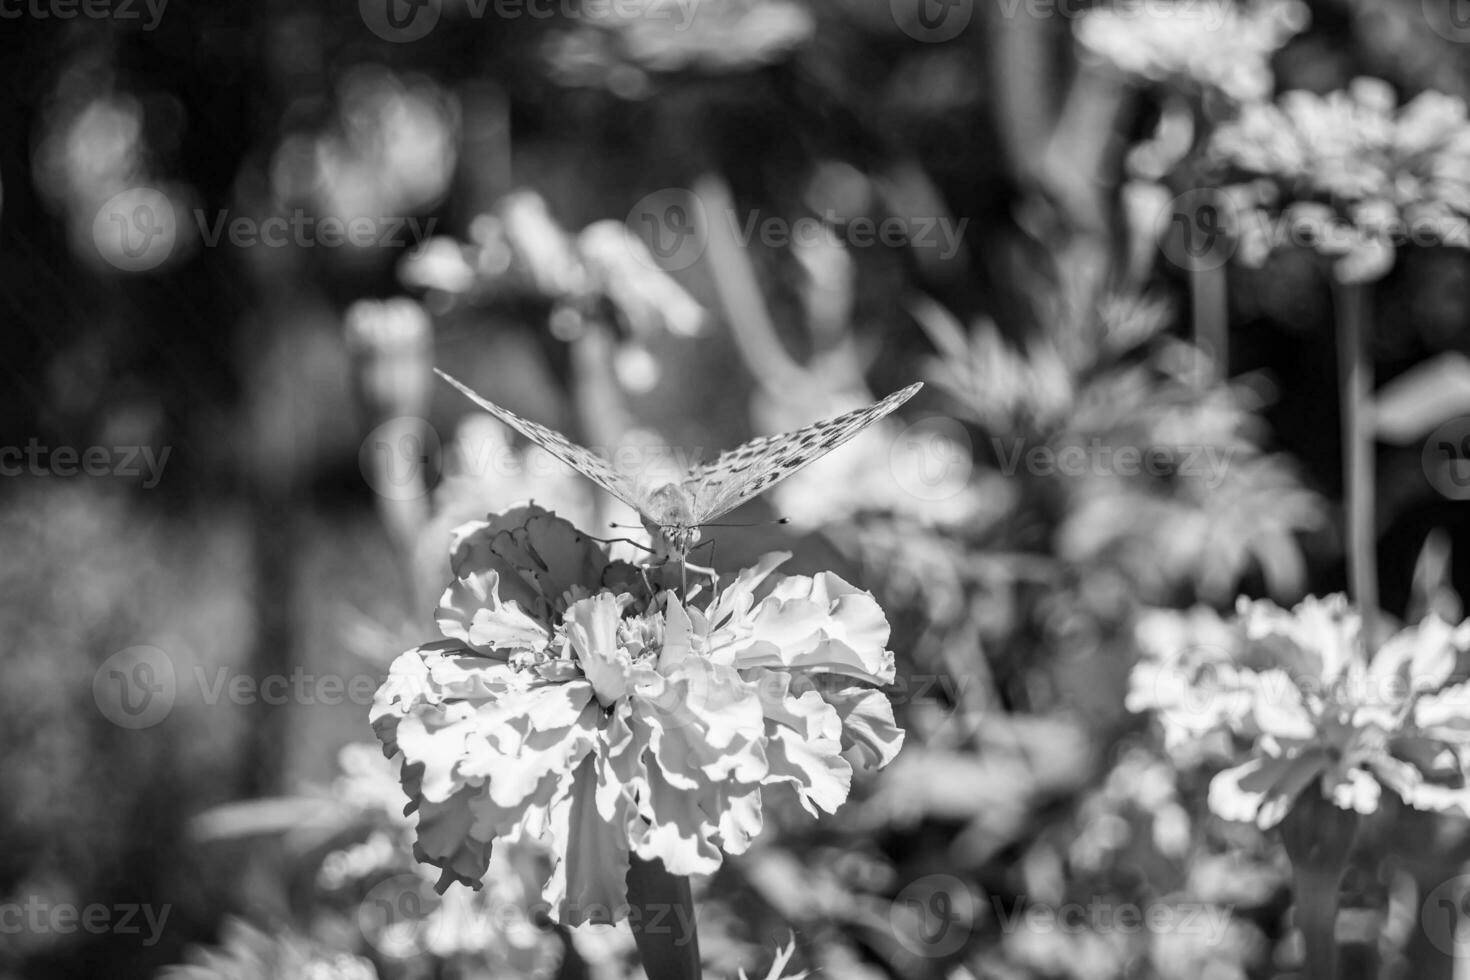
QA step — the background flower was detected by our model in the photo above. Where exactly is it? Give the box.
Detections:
[1207,79,1470,281]
[1131,595,1470,828]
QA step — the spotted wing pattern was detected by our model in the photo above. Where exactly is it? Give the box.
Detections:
[436,369,644,510]
[684,382,924,523]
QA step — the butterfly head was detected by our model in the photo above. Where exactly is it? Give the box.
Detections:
[640,482,701,557]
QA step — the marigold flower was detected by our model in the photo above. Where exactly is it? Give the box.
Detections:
[1207,80,1470,281]
[1130,595,1470,828]
[372,506,904,925]
[1074,0,1307,102]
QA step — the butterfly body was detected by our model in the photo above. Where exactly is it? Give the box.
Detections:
[435,369,922,561]
[639,483,701,556]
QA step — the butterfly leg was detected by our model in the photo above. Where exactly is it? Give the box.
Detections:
[684,540,719,593]
[635,553,679,596]
[682,560,718,583]
[586,534,658,554]
[640,562,656,596]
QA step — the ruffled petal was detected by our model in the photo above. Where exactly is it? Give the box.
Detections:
[1326,766,1381,815]
[1207,751,1330,829]
[709,571,894,683]
[704,552,792,628]
[762,706,853,817]
[1369,614,1464,698]
[712,787,764,856]
[452,508,612,621]
[632,762,725,876]
[462,683,600,808]
[564,593,631,707]
[823,685,907,770]
[414,786,494,890]
[1246,669,1316,742]
[546,755,633,925]
[437,569,549,656]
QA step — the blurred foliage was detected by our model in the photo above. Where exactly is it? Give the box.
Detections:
[2,0,1470,977]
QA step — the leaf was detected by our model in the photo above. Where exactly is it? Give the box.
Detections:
[1408,528,1463,625]
[188,797,356,842]
[738,935,809,980]
[1373,353,1470,445]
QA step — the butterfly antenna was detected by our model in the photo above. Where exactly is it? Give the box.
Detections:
[696,517,792,529]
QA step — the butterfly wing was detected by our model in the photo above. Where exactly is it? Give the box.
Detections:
[685,382,923,524]
[436,369,645,510]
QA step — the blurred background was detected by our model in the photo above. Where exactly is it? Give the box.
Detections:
[3,0,1470,976]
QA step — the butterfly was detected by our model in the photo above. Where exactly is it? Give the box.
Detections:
[436,368,922,560]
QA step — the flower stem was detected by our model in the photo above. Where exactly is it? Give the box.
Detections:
[1337,905,1382,979]
[1292,866,1341,980]
[1279,790,1359,980]
[1334,279,1377,641]
[626,855,702,980]
[1192,263,1228,383]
